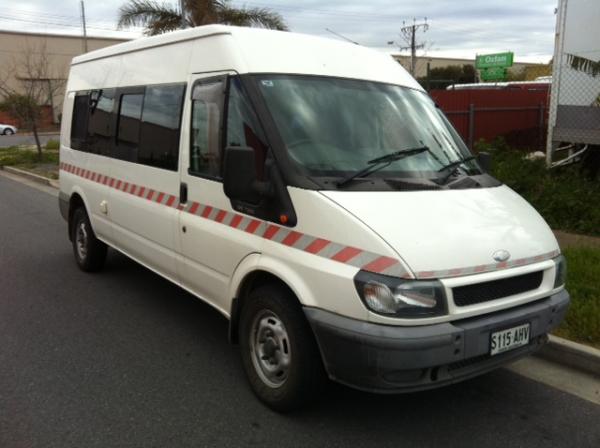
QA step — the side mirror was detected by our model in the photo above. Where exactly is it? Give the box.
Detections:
[477,151,492,172]
[223,146,262,204]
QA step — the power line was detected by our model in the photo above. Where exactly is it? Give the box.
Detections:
[230,1,410,21]
[7,7,120,25]
[0,13,139,33]
[325,28,359,45]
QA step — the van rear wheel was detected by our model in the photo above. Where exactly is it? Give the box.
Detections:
[71,207,107,272]
[239,284,325,412]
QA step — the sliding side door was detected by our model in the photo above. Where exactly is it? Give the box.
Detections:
[107,83,186,282]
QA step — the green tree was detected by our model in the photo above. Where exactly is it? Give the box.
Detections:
[118,0,288,35]
[0,43,65,159]
[417,64,476,90]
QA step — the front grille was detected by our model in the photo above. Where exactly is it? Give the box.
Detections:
[452,271,543,307]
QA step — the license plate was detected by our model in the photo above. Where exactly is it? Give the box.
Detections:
[490,323,530,356]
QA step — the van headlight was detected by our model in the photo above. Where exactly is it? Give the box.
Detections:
[354,271,447,318]
[553,255,567,288]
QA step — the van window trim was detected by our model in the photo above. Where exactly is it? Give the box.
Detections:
[68,82,187,172]
[70,91,91,151]
[115,86,146,163]
[187,74,229,181]
[137,83,187,171]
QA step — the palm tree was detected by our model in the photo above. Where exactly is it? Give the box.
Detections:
[118,0,288,35]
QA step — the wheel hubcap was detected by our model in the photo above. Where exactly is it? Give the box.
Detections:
[75,221,88,260]
[250,310,291,388]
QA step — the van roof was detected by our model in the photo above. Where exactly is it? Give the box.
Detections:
[71,25,422,90]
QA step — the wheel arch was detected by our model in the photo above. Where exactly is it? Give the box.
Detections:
[228,254,318,344]
[66,187,91,241]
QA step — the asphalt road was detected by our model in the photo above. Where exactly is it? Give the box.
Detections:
[1,173,599,448]
[0,133,60,148]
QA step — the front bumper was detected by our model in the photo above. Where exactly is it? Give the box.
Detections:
[304,289,569,393]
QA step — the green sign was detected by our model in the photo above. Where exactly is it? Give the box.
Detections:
[476,52,514,69]
[480,66,507,81]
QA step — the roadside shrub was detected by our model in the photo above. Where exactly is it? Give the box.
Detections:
[45,139,59,150]
[556,247,600,347]
[476,138,600,237]
[0,146,59,166]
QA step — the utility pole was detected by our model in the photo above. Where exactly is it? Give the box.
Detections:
[388,18,428,76]
[80,1,88,53]
[180,0,186,29]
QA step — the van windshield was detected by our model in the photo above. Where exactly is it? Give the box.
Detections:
[254,75,482,184]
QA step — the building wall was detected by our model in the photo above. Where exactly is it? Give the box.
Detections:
[391,54,546,79]
[0,31,128,127]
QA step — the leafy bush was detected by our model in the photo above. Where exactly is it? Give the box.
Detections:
[475,138,600,237]
[45,139,59,150]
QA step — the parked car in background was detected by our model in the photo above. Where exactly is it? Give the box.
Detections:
[0,124,17,135]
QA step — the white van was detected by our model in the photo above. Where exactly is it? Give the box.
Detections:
[59,25,569,411]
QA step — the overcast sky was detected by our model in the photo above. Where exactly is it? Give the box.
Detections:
[0,0,558,62]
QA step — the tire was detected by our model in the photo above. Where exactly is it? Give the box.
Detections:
[239,283,326,412]
[71,207,107,272]
[3,128,14,135]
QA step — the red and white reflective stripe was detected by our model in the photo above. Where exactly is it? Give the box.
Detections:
[59,162,409,278]
[60,162,559,280]
[415,250,560,279]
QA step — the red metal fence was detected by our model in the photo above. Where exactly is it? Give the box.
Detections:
[430,86,551,150]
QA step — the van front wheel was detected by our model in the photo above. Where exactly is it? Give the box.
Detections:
[239,284,325,412]
[71,207,107,272]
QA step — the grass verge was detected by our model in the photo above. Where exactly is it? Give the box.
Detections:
[555,246,600,348]
[0,145,59,179]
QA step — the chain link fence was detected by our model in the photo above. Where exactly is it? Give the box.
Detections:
[548,57,600,152]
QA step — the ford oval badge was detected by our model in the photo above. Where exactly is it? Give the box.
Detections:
[493,250,511,262]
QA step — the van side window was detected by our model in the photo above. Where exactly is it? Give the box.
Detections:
[226,77,269,180]
[116,93,143,161]
[139,84,185,171]
[71,93,90,151]
[189,79,225,178]
[87,89,115,156]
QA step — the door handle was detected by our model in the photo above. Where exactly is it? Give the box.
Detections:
[180,182,188,205]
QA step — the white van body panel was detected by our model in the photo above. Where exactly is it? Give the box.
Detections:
[72,26,421,90]
[321,185,558,276]
[59,25,570,395]
[59,25,564,327]
[107,164,181,281]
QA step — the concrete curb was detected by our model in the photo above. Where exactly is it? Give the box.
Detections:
[537,334,600,377]
[9,131,60,137]
[0,165,59,189]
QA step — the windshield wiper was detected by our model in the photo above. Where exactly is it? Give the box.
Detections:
[437,155,476,184]
[336,146,429,188]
